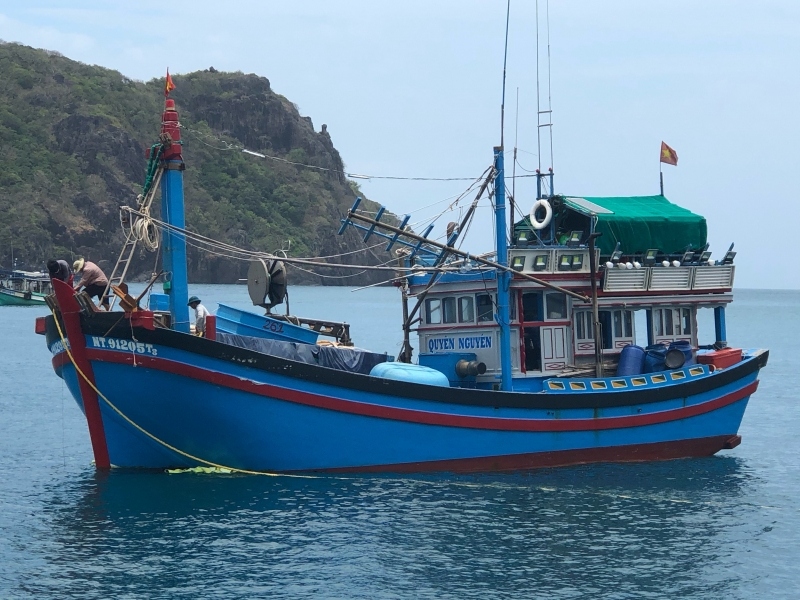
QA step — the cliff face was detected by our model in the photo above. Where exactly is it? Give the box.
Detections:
[0,43,392,284]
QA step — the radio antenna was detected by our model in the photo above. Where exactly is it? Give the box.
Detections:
[500,0,511,148]
[535,0,555,194]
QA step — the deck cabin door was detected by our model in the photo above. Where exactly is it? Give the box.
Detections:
[540,326,568,372]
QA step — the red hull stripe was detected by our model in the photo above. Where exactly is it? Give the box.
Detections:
[324,434,742,473]
[53,350,757,433]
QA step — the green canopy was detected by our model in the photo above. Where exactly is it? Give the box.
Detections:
[515,195,707,257]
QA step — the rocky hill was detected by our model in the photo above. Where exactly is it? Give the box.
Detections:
[0,43,393,284]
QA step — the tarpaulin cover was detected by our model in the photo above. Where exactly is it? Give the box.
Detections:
[516,195,707,256]
[216,332,389,375]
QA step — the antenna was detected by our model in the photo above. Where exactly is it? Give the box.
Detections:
[511,87,519,234]
[500,0,511,148]
[535,0,555,197]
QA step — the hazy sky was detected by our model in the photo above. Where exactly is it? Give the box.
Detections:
[2,1,798,289]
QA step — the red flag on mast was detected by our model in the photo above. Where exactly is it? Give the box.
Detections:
[164,69,176,97]
[660,141,678,166]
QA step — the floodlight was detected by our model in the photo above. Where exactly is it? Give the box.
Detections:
[533,255,548,271]
[566,231,583,247]
[644,249,659,266]
[558,255,572,271]
[512,256,526,271]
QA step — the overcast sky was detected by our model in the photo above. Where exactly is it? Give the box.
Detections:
[2,1,798,289]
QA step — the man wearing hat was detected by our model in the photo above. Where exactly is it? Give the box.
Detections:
[73,258,110,310]
[188,295,208,337]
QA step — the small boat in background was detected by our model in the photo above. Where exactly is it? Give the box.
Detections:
[0,268,52,306]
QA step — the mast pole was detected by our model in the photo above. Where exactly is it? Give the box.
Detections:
[159,99,190,332]
[588,232,603,377]
[494,147,513,391]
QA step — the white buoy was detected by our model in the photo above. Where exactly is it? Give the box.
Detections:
[625,262,633,269]
[605,261,614,269]
[672,260,681,267]
[662,260,670,267]
[633,261,641,269]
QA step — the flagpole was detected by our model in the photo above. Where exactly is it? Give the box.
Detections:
[660,167,664,196]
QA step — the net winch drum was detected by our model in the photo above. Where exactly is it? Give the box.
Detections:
[247,258,288,310]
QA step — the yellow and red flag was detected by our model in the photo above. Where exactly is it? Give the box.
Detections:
[164,69,176,97]
[660,141,678,166]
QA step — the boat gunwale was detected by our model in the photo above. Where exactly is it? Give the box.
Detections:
[44,312,768,411]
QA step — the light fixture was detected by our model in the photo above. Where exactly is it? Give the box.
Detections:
[566,231,583,247]
[699,250,712,263]
[571,254,584,270]
[722,250,736,265]
[610,241,623,263]
[517,230,531,246]
[558,255,572,271]
[533,255,548,271]
[681,250,695,264]
[512,255,526,271]
[644,249,659,266]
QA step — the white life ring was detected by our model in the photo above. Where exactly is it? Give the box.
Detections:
[530,199,552,230]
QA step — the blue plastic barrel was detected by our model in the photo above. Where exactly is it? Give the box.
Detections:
[668,340,695,366]
[644,343,667,373]
[616,344,646,376]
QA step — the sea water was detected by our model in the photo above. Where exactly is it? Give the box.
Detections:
[0,287,797,599]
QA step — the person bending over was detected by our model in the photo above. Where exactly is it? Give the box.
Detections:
[73,258,110,310]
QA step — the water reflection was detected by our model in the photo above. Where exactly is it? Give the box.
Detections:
[31,456,760,599]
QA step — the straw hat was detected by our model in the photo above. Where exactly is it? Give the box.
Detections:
[73,258,85,272]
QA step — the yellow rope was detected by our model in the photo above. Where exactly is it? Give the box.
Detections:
[50,308,313,477]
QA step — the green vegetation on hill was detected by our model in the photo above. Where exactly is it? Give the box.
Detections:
[0,43,389,283]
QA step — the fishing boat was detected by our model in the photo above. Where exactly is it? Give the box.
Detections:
[0,267,52,306]
[35,73,767,473]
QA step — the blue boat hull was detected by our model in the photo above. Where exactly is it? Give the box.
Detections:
[45,313,765,472]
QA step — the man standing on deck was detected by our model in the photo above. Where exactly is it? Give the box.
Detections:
[188,295,209,337]
[73,258,110,310]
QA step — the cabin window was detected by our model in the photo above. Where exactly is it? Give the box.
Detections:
[477,294,494,322]
[442,297,457,324]
[426,298,442,324]
[681,309,691,335]
[575,311,591,340]
[575,309,634,351]
[522,292,542,322]
[458,296,475,323]
[545,292,567,320]
[653,307,692,339]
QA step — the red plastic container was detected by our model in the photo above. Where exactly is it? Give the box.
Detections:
[697,347,742,370]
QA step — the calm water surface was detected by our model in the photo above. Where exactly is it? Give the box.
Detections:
[0,286,797,599]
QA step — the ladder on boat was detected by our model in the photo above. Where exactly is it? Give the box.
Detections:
[102,167,164,310]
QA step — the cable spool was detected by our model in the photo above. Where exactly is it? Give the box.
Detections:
[247,259,288,310]
[530,199,552,230]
